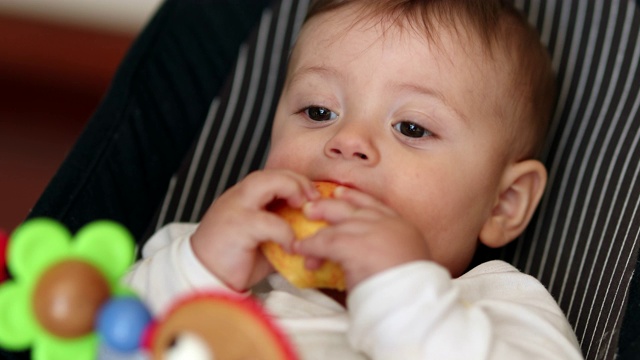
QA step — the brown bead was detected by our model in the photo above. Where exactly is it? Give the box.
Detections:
[32,260,111,338]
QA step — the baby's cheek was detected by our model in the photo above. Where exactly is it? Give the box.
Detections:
[264,145,295,169]
[401,199,481,275]
[264,148,310,173]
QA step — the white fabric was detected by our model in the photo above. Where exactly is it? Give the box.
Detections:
[125,223,583,359]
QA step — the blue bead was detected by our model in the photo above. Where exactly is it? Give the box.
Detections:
[96,297,153,353]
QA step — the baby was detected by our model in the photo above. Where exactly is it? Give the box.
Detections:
[126,0,583,358]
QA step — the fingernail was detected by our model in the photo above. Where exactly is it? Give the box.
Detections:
[291,240,302,254]
[302,202,314,216]
[308,186,321,199]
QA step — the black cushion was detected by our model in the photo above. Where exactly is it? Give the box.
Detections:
[28,0,269,239]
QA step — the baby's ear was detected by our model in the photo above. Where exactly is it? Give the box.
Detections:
[479,159,547,248]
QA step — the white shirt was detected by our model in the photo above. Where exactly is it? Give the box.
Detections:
[125,223,583,359]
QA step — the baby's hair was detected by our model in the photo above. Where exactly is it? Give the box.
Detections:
[305,0,555,159]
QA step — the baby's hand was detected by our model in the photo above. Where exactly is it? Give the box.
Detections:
[190,170,319,291]
[293,186,431,290]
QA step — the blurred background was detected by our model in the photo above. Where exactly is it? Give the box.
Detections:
[0,0,163,231]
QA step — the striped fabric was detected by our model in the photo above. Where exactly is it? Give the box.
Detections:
[147,1,640,359]
[504,1,640,359]
[149,0,309,226]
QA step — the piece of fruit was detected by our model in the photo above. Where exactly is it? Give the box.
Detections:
[261,181,346,290]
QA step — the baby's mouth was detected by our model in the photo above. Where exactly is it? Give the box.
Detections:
[316,179,357,190]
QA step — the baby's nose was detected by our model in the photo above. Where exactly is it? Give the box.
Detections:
[324,122,379,164]
[328,148,369,160]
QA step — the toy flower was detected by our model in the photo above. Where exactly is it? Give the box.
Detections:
[147,292,298,360]
[0,218,135,360]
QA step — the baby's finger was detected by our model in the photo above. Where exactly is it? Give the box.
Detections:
[334,186,395,216]
[237,170,319,209]
[245,211,297,252]
[293,225,349,263]
[303,256,324,271]
[303,198,359,224]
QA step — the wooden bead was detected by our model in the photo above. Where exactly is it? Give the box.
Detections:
[33,260,110,338]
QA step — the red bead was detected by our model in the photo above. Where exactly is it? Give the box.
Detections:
[0,230,8,282]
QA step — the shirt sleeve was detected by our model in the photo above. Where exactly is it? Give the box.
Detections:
[346,260,583,359]
[123,223,238,315]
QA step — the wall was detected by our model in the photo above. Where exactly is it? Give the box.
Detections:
[0,0,163,33]
[0,0,163,231]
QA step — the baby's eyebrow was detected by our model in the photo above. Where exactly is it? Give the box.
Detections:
[287,65,342,86]
[391,82,469,124]
[286,65,468,124]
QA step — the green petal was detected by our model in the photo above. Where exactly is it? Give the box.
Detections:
[73,221,135,282]
[9,218,72,281]
[113,283,137,297]
[32,333,98,360]
[0,282,36,349]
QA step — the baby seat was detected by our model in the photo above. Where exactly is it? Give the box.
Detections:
[6,0,640,359]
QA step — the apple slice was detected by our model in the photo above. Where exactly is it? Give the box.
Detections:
[261,181,346,290]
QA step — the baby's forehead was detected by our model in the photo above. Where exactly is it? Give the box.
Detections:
[293,8,510,88]
[291,14,511,127]
[304,1,508,53]
[297,4,511,72]
[303,10,505,77]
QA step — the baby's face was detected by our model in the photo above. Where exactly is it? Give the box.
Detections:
[266,6,515,276]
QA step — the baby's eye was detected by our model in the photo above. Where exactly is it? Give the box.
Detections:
[304,106,338,121]
[393,121,433,138]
